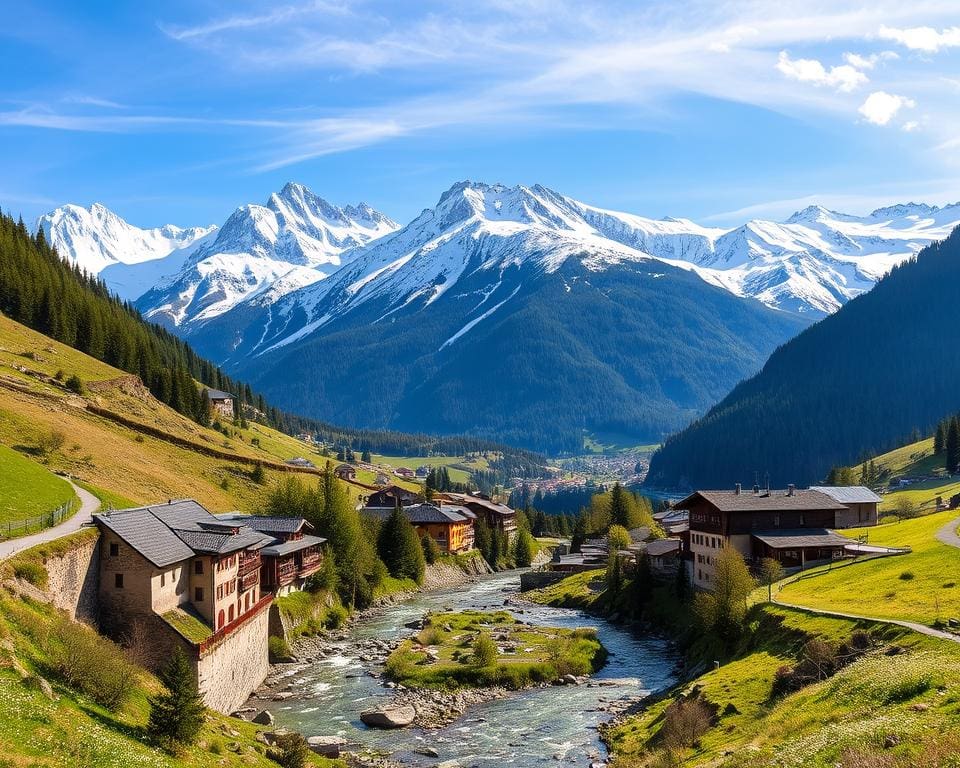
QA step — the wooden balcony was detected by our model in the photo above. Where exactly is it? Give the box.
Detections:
[240,568,260,592]
[297,552,323,577]
[238,552,261,577]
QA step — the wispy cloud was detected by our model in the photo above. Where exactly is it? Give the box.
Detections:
[160,1,351,42]
[61,95,126,109]
[878,24,960,53]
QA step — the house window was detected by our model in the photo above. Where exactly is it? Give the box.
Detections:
[109,542,119,557]
[195,587,204,602]
[228,605,234,622]
[160,572,166,587]
[194,560,204,575]
[218,610,225,629]
[114,573,124,589]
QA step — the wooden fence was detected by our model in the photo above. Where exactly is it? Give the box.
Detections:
[1,498,78,539]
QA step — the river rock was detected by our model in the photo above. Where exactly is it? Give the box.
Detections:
[252,710,274,725]
[360,705,417,728]
[414,746,440,757]
[306,735,346,757]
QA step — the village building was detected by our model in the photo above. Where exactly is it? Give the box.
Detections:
[214,514,326,597]
[363,485,423,509]
[440,492,518,540]
[394,467,416,479]
[205,388,235,420]
[334,463,356,482]
[92,500,321,713]
[374,471,391,487]
[415,465,430,479]
[808,486,881,527]
[643,538,683,577]
[679,484,877,591]
[364,501,475,553]
[285,456,316,469]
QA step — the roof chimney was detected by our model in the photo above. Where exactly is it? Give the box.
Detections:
[734,483,741,495]
[787,484,795,497]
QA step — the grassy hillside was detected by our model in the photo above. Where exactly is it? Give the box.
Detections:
[606,605,960,768]
[0,444,74,525]
[0,313,427,512]
[0,542,336,767]
[776,510,960,626]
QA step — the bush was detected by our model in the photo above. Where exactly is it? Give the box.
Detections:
[661,696,714,751]
[267,732,309,768]
[899,571,915,581]
[64,374,84,395]
[36,429,66,457]
[51,619,137,710]
[268,636,293,662]
[12,560,48,588]
[324,605,348,629]
[250,462,266,484]
[421,533,441,565]
[417,625,442,646]
[148,647,206,748]
[472,633,497,667]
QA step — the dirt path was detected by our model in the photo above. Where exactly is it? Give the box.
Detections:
[0,479,100,560]
[773,598,960,644]
[935,515,960,549]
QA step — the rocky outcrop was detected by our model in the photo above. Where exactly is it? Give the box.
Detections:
[360,705,416,728]
[420,553,492,590]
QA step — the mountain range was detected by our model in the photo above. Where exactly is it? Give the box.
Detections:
[645,227,960,489]
[38,181,960,452]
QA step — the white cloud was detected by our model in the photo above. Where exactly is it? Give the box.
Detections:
[843,51,898,69]
[902,120,920,132]
[878,24,960,53]
[858,91,915,125]
[776,51,868,92]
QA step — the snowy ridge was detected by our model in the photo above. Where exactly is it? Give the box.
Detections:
[235,182,960,358]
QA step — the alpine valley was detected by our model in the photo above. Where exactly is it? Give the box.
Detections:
[39,181,960,452]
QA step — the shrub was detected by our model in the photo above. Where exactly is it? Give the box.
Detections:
[899,571,915,581]
[64,374,84,395]
[36,429,66,457]
[324,605,348,629]
[267,733,309,768]
[472,633,497,667]
[661,697,714,751]
[268,636,293,662]
[421,533,441,565]
[12,560,48,588]
[250,462,266,484]
[417,626,442,646]
[51,619,137,710]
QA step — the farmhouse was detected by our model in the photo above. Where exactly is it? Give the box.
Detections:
[93,500,321,712]
[334,463,356,481]
[440,492,518,540]
[204,388,235,420]
[679,484,877,590]
[364,501,476,553]
[364,485,423,509]
[809,485,881,527]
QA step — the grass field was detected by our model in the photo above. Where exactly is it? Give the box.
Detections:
[776,509,960,626]
[0,444,75,524]
[606,605,960,768]
[384,610,605,690]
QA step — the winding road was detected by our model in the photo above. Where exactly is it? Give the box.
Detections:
[935,514,960,549]
[0,479,100,560]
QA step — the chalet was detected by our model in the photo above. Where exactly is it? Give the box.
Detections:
[205,388,235,420]
[415,465,430,479]
[334,463,356,482]
[395,467,416,479]
[808,486,881,527]
[643,538,683,577]
[440,492,518,539]
[214,514,326,597]
[363,485,423,509]
[285,457,316,469]
[680,484,858,590]
[375,471,391,487]
[93,500,281,713]
[364,502,475,553]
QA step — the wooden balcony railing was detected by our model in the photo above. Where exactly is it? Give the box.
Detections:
[240,569,260,592]
[238,553,261,577]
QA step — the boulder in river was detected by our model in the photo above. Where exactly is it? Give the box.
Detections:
[360,705,417,728]
[306,735,346,757]
[252,710,274,725]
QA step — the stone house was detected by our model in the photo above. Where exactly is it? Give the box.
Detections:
[334,463,356,482]
[93,500,320,713]
[363,502,475,553]
[205,388,235,420]
[440,492,518,540]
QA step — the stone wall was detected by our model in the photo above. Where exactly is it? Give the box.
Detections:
[37,530,101,623]
[197,605,271,714]
[419,551,493,590]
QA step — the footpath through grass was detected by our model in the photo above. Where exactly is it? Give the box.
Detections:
[384,609,606,690]
[0,444,75,525]
[776,509,960,626]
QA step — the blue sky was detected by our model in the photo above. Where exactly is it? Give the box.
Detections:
[2,1,959,229]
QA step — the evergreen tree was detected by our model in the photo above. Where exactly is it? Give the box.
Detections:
[948,418,960,475]
[674,560,690,603]
[361,449,372,463]
[377,502,426,584]
[935,421,947,454]
[571,512,588,553]
[512,528,535,567]
[609,482,630,528]
[474,519,492,564]
[420,532,441,564]
[632,551,653,616]
[147,647,206,747]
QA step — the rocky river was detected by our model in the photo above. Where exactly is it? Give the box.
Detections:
[247,571,678,766]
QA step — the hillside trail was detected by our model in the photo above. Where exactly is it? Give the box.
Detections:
[0,479,100,560]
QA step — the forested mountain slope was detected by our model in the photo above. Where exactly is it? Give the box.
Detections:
[645,226,960,489]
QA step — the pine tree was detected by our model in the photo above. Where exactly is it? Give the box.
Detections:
[947,418,960,475]
[609,482,630,528]
[377,502,425,584]
[474,519,492,563]
[512,528,535,567]
[147,647,206,747]
[935,420,948,454]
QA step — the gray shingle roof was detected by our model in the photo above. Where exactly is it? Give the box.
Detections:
[644,539,681,557]
[676,489,847,513]
[205,388,234,401]
[175,528,271,555]
[751,529,852,549]
[214,513,313,535]
[259,534,327,557]
[363,503,471,524]
[95,507,195,567]
[809,486,882,504]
